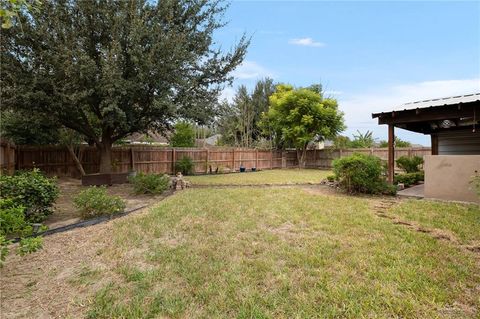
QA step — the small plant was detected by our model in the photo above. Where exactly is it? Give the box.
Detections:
[175,156,194,176]
[0,169,59,222]
[0,235,10,267]
[326,175,335,182]
[0,199,26,237]
[73,186,126,219]
[17,237,43,256]
[129,173,170,195]
[396,156,423,173]
[333,153,392,194]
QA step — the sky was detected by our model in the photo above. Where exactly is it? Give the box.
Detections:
[214,1,480,145]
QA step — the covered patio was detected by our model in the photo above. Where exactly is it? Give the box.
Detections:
[372,93,480,203]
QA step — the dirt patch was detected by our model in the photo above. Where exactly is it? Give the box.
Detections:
[0,220,115,318]
[46,177,170,229]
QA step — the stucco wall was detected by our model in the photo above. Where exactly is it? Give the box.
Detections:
[424,155,480,204]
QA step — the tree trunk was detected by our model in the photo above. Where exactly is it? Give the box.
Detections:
[66,145,86,176]
[297,146,307,168]
[98,139,113,174]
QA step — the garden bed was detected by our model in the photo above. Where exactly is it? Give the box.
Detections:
[45,177,170,229]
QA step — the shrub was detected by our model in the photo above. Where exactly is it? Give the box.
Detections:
[73,186,126,219]
[175,156,194,175]
[0,235,9,267]
[0,169,59,223]
[0,199,26,237]
[333,153,392,194]
[0,198,47,266]
[394,172,424,187]
[17,237,43,256]
[129,173,170,195]
[326,174,336,182]
[396,156,423,173]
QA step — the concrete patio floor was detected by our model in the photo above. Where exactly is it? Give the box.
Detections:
[397,184,425,199]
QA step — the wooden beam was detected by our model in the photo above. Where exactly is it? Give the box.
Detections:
[431,134,438,155]
[388,124,395,184]
[374,103,479,125]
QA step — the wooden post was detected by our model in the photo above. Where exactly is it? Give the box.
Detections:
[270,150,273,169]
[281,151,286,168]
[5,142,11,174]
[172,148,176,174]
[205,149,209,173]
[255,149,258,169]
[232,148,235,172]
[431,134,438,155]
[130,147,135,172]
[388,124,395,184]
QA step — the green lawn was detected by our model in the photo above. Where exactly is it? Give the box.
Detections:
[187,169,331,185]
[84,187,479,318]
[390,199,480,246]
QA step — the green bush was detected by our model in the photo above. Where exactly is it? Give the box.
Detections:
[0,198,47,266]
[175,156,194,175]
[73,186,126,219]
[333,153,392,194]
[396,156,423,173]
[326,174,336,182]
[0,199,26,237]
[394,172,424,187]
[0,235,9,267]
[129,173,170,195]
[0,169,59,223]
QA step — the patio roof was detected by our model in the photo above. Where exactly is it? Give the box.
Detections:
[372,93,480,134]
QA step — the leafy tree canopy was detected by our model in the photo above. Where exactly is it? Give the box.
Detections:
[1,0,249,173]
[260,84,345,166]
[170,122,195,147]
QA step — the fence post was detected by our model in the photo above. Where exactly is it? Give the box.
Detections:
[408,148,412,157]
[130,147,135,172]
[5,142,11,174]
[232,148,235,172]
[270,150,273,169]
[205,148,209,174]
[172,148,176,174]
[281,151,286,168]
[255,149,258,169]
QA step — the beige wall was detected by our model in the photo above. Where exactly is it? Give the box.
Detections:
[424,155,480,204]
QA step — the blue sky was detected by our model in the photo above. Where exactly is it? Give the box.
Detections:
[214,1,480,145]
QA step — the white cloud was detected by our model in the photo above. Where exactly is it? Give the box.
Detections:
[289,37,325,47]
[338,78,480,144]
[232,61,273,80]
[219,87,236,103]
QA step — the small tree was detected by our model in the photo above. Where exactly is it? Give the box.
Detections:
[170,122,195,147]
[260,84,345,167]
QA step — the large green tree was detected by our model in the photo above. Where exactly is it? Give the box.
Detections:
[216,78,275,147]
[1,0,248,173]
[260,84,345,167]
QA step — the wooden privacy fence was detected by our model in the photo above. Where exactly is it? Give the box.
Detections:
[2,144,431,178]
